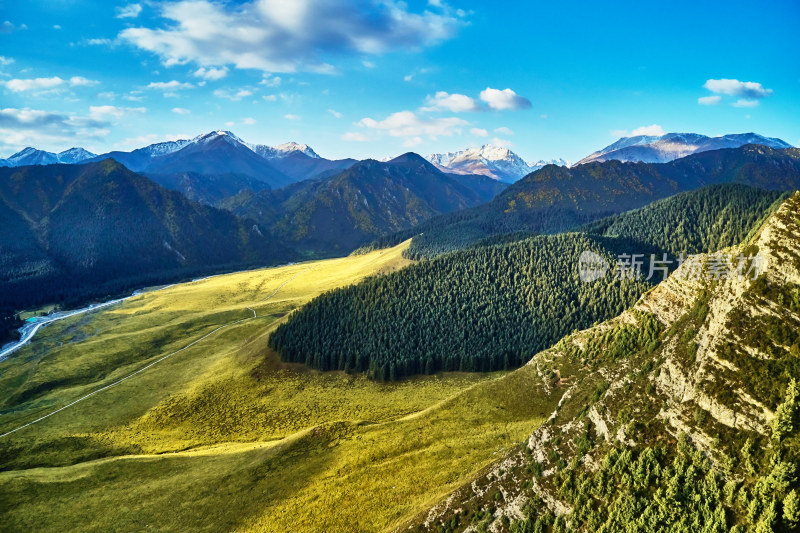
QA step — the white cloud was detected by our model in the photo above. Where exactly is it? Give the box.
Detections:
[284,114,301,121]
[242,117,257,125]
[703,78,772,99]
[479,87,531,111]
[193,66,228,80]
[0,56,14,66]
[3,76,98,93]
[69,76,99,87]
[53,25,61,30]
[262,94,277,102]
[328,109,343,118]
[5,77,64,92]
[172,107,191,114]
[362,60,376,68]
[421,91,480,112]
[86,38,113,46]
[698,95,721,105]
[470,128,488,137]
[259,75,281,87]
[403,136,423,147]
[610,124,666,138]
[213,88,252,101]
[119,0,463,73]
[116,4,143,19]
[358,110,468,140]
[494,126,514,135]
[0,107,111,153]
[146,80,194,90]
[225,121,235,127]
[88,105,146,120]
[732,98,760,108]
[341,132,369,142]
[0,21,26,34]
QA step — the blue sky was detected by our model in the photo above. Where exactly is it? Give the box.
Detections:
[1,0,798,163]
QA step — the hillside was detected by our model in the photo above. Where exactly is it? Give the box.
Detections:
[256,149,357,183]
[222,153,507,255]
[269,183,784,381]
[406,191,800,532]
[580,184,787,256]
[389,145,800,260]
[0,160,293,311]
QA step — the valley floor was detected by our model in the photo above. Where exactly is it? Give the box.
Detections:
[0,241,554,532]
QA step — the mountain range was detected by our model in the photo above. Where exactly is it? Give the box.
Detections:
[221,153,506,253]
[0,147,97,166]
[576,132,793,165]
[4,130,793,190]
[379,144,800,259]
[1,132,357,204]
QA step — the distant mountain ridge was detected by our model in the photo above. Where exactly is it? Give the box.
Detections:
[576,132,793,165]
[426,144,569,182]
[375,144,800,259]
[221,152,507,254]
[0,147,97,167]
[1,132,357,197]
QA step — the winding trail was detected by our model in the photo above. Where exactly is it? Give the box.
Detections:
[0,269,307,439]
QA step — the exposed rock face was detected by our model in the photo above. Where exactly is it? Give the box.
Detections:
[400,191,800,531]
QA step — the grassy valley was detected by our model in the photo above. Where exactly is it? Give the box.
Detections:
[0,241,555,532]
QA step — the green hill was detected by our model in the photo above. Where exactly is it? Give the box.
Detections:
[0,159,293,311]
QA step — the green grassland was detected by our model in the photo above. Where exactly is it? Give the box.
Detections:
[0,241,554,532]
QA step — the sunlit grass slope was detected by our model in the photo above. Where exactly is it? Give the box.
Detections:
[0,240,555,532]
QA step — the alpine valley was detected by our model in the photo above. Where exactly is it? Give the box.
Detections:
[2,122,800,532]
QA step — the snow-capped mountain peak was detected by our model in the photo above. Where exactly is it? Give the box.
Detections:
[426,144,568,182]
[57,147,96,164]
[191,130,247,147]
[576,132,793,165]
[137,139,193,158]
[5,146,97,166]
[248,140,321,160]
[273,142,319,159]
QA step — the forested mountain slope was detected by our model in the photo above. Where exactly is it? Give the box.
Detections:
[269,233,652,380]
[407,191,800,532]
[0,160,292,311]
[386,145,800,260]
[579,184,787,257]
[222,153,506,255]
[270,183,785,381]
